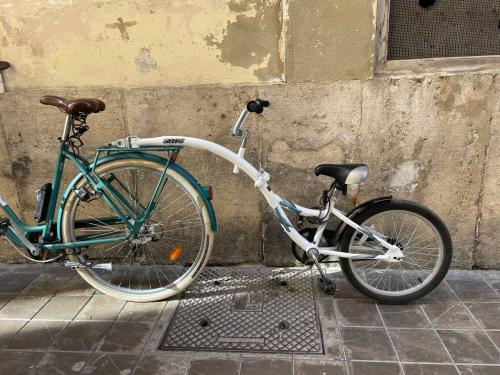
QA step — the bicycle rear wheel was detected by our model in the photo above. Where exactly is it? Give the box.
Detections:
[61,157,214,302]
[339,200,452,303]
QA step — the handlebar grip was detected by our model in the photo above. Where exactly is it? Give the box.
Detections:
[247,99,270,114]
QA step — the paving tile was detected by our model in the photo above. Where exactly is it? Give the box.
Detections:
[486,330,500,347]
[159,299,180,322]
[242,353,292,361]
[187,356,240,375]
[447,279,499,302]
[5,320,68,349]
[0,320,27,347]
[240,357,293,375]
[340,327,397,361]
[81,353,138,375]
[34,295,91,320]
[332,279,368,300]
[0,295,51,319]
[420,302,479,329]
[55,274,97,296]
[334,300,382,327]
[438,330,500,364]
[117,301,166,321]
[446,271,486,281]
[378,304,431,328]
[457,365,500,374]
[142,321,168,353]
[34,352,89,374]
[20,273,71,296]
[465,303,500,330]
[134,352,190,375]
[52,320,114,351]
[388,328,451,363]
[0,293,14,309]
[479,271,500,280]
[0,264,41,274]
[294,358,347,375]
[317,299,343,359]
[0,272,38,293]
[0,350,43,375]
[485,279,500,295]
[348,361,402,375]
[420,281,459,302]
[315,276,367,300]
[40,264,74,276]
[75,295,126,321]
[402,363,459,375]
[97,321,155,353]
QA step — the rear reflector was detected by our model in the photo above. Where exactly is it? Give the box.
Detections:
[168,247,184,261]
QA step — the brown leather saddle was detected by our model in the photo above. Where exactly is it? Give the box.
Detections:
[40,95,105,115]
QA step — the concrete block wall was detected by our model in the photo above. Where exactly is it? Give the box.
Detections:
[0,72,498,268]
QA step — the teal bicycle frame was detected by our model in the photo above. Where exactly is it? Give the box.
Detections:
[0,115,186,254]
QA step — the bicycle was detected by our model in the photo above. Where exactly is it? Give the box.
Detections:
[0,96,452,303]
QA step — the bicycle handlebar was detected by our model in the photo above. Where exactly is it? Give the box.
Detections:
[247,99,270,114]
[231,99,270,137]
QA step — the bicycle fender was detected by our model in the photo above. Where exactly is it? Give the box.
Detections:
[335,195,393,244]
[57,152,217,240]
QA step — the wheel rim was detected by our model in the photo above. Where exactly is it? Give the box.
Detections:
[348,210,444,296]
[62,160,208,296]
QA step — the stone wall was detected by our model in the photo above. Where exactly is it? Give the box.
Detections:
[0,72,498,268]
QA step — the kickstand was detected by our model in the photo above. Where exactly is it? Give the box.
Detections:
[307,248,337,296]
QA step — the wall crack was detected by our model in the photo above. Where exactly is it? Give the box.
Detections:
[471,73,497,268]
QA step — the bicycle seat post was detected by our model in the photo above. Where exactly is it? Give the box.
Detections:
[61,114,73,142]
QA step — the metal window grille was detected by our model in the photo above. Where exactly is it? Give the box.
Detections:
[388,0,500,60]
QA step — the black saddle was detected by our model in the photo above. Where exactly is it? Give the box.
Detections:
[314,164,369,185]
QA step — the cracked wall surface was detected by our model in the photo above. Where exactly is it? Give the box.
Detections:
[0,73,498,268]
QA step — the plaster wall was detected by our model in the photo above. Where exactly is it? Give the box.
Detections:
[0,0,375,89]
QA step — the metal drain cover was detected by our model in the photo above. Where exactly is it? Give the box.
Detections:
[160,267,323,354]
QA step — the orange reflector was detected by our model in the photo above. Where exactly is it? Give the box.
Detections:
[168,247,184,261]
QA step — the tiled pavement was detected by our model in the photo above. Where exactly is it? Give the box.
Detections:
[0,264,500,374]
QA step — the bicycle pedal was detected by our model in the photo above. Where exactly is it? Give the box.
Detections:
[318,277,336,296]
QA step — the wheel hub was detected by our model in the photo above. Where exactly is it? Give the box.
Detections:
[131,222,164,245]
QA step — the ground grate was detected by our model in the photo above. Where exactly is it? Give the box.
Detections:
[159,267,323,354]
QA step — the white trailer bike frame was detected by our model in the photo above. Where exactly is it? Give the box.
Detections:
[111,108,404,264]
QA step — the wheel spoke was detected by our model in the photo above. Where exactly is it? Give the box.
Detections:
[63,160,209,299]
[347,207,445,298]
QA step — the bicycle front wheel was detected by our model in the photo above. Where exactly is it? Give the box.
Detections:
[61,157,214,302]
[339,200,452,303]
